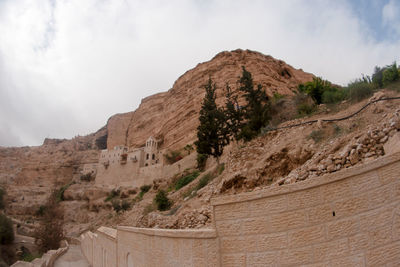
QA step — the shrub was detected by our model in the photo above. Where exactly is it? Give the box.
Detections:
[0,187,5,209]
[174,171,200,191]
[34,190,64,253]
[217,163,225,175]
[165,150,183,164]
[347,80,374,102]
[382,62,399,86]
[155,190,172,211]
[322,87,347,104]
[294,92,316,116]
[0,213,14,245]
[299,77,333,104]
[308,130,324,143]
[196,173,214,190]
[35,205,46,217]
[105,188,120,202]
[21,251,41,262]
[121,200,131,211]
[111,199,131,212]
[297,103,316,116]
[140,185,151,193]
[55,182,74,202]
[196,153,208,170]
[80,173,93,182]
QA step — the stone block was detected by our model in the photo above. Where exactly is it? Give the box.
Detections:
[366,240,400,266]
[288,225,325,248]
[214,202,250,221]
[368,223,393,248]
[241,217,269,235]
[368,183,395,209]
[321,179,352,203]
[287,187,322,210]
[249,194,287,217]
[257,232,288,251]
[220,236,246,253]
[221,253,245,267]
[313,238,349,262]
[326,217,359,240]
[333,194,369,218]
[246,251,277,266]
[350,171,380,195]
[268,209,307,233]
[359,204,394,232]
[378,161,400,185]
[278,245,314,266]
[383,132,400,155]
[307,203,335,224]
[328,253,364,267]
[215,219,242,236]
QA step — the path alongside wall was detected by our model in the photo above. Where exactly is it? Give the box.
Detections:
[81,152,400,266]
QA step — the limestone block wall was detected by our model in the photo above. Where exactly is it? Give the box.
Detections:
[81,227,218,267]
[116,227,218,267]
[211,152,400,266]
[82,153,400,266]
[80,231,94,265]
[95,152,197,187]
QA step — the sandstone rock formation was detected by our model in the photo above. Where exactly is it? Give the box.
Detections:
[106,49,314,150]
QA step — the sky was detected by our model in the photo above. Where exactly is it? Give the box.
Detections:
[0,0,399,147]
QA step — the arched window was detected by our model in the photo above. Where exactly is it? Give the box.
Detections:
[152,154,155,160]
[146,154,149,160]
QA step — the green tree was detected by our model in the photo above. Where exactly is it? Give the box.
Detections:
[372,66,384,88]
[155,190,172,211]
[195,78,229,163]
[224,84,244,141]
[0,213,14,245]
[382,62,399,86]
[299,77,332,105]
[238,67,270,141]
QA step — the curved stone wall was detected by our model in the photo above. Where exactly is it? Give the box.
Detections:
[211,152,400,266]
[81,152,400,266]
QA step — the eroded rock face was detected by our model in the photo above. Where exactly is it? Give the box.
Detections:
[107,49,314,150]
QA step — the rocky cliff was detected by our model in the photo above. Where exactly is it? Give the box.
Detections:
[106,49,313,150]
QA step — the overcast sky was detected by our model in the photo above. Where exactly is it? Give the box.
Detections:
[0,0,399,147]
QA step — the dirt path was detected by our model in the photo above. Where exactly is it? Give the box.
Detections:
[53,245,89,267]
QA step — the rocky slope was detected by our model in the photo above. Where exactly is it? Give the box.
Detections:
[107,49,314,150]
[0,49,314,237]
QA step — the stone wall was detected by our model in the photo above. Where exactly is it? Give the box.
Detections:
[211,152,400,266]
[81,226,218,267]
[82,152,400,266]
[95,152,197,187]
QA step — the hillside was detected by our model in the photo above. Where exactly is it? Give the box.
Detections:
[106,49,313,150]
[1,49,399,252]
[0,49,314,237]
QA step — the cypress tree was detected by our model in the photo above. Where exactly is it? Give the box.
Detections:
[224,84,244,141]
[238,66,270,141]
[195,78,229,164]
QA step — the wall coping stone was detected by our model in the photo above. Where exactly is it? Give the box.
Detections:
[96,226,117,240]
[117,226,217,239]
[211,151,400,206]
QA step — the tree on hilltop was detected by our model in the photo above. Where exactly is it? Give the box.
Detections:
[238,66,270,141]
[195,78,229,165]
[224,83,244,141]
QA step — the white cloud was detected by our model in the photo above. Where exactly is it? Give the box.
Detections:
[382,0,400,35]
[0,0,399,146]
